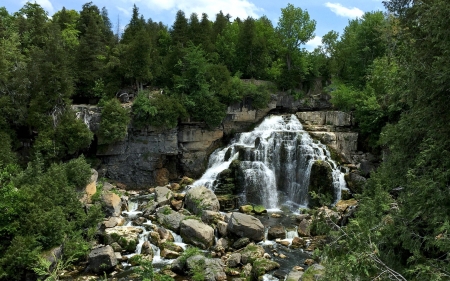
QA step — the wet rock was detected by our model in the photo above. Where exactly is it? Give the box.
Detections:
[252,258,280,277]
[155,186,173,207]
[87,245,117,273]
[141,241,153,257]
[291,237,306,248]
[157,226,175,242]
[227,253,241,268]
[161,248,181,259]
[268,225,286,240]
[133,217,147,226]
[227,212,264,242]
[185,186,220,215]
[142,201,158,217]
[180,219,215,249]
[149,231,161,246]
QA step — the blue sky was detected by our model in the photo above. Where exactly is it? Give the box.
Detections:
[2,0,386,50]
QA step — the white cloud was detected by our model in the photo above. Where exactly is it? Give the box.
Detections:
[305,36,322,51]
[135,0,262,21]
[325,2,364,18]
[117,6,131,16]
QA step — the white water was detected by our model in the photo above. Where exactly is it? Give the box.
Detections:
[194,114,346,209]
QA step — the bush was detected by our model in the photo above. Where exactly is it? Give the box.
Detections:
[98,98,130,145]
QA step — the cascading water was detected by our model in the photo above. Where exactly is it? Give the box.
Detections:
[194,114,346,209]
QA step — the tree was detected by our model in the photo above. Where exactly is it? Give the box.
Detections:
[98,98,130,145]
[277,4,316,71]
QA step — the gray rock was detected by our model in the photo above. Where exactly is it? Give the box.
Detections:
[104,226,142,252]
[201,210,223,224]
[155,186,173,207]
[217,221,228,237]
[186,255,227,281]
[232,237,251,249]
[227,212,264,242]
[180,219,215,249]
[240,243,265,264]
[185,186,220,215]
[141,241,153,256]
[87,245,117,273]
[286,268,304,281]
[101,191,122,217]
[227,253,241,268]
[156,206,186,233]
[268,225,286,240]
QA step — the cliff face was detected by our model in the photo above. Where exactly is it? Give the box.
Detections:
[73,89,358,188]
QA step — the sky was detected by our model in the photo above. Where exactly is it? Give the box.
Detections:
[1,0,386,50]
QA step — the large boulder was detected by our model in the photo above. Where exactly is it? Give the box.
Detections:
[104,226,142,252]
[240,244,265,264]
[185,186,220,215]
[268,225,286,240]
[180,219,215,249]
[186,255,227,281]
[344,172,367,194]
[227,212,264,242]
[102,191,122,217]
[155,186,173,207]
[155,206,186,233]
[87,245,117,273]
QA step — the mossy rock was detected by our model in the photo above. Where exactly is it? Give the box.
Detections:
[239,205,254,213]
[253,205,267,215]
[301,264,325,281]
[308,160,334,208]
[251,258,280,277]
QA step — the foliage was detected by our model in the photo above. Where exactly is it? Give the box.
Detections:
[133,255,174,281]
[98,98,130,145]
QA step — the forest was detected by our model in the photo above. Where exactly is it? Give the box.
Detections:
[0,0,449,280]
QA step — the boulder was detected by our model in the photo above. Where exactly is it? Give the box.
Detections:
[102,191,122,217]
[87,245,117,273]
[171,199,183,211]
[186,255,227,281]
[155,186,173,207]
[201,210,223,224]
[161,248,181,259]
[286,267,304,281]
[217,221,228,237]
[298,219,311,237]
[185,186,220,215]
[227,253,241,268]
[156,206,186,233]
[141,241,154,257]
[268,225,286,240]
[180,219,215,249]
[252,258,280,277]
[102,216,125,228]
[291,237,306,248]
[104,226,142,252]
[142,201,158,217]
[240,244,265,264]
[239,205,253,213]
[227,212,264,242]
[335,198,358,213]
[232,237,251,249]
[344,172,367,194]
[157,226,175,242]
[253,205,267,215]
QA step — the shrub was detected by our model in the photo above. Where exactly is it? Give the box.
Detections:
[98,98,130,145]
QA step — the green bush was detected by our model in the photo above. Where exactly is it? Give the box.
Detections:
[98,98,130,145]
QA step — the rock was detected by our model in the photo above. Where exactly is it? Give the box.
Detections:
[240,244,265,264]
[232,237,251,249]
[170,199,183,211]
[217,221,228,237]
[277,240,290,247]
[133,217,147,226]
[279,254,287,259]
[102,216,125,228]
[156,206,186,233]
[180,219,215,249]
[239,205,253,213]
[102,191,122,217]
[104,226,142,252]
[295,214,311,222]
[227,212,264,242]
[87,245,117,273]
[161,242,183,253]
[298,219,311,237]
[302,264,325,281]
[149,231,161,246]
[170,183,181,191]
[241,263,252,279]
[186,255,227,281]
[161,248,181,259]
[179,176,194,187]
[304,259,315,266]
[185,186,220,215]
[141,241,153,256]
[253,205,267,215]
[216,238,229,251]
[344,172,367,194]
[110,242,122,252]
[227,253,241,268]
[291,237,306,248]
[201,210,223,224]
[142,201,158,217]
[80,169,98,204]
[155,186,173,207]
[157,226,174,242]
[286,267,304,281]
[155,168,170,186]
[335,198,358,213]
[268,225,286,240]
[271,213,282,218]
[308,160,334,208]
[252,258,280,277]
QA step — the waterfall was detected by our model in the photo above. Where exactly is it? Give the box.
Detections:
[194,114,346,209]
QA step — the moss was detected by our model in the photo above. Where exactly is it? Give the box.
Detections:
[301,265,325,281]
